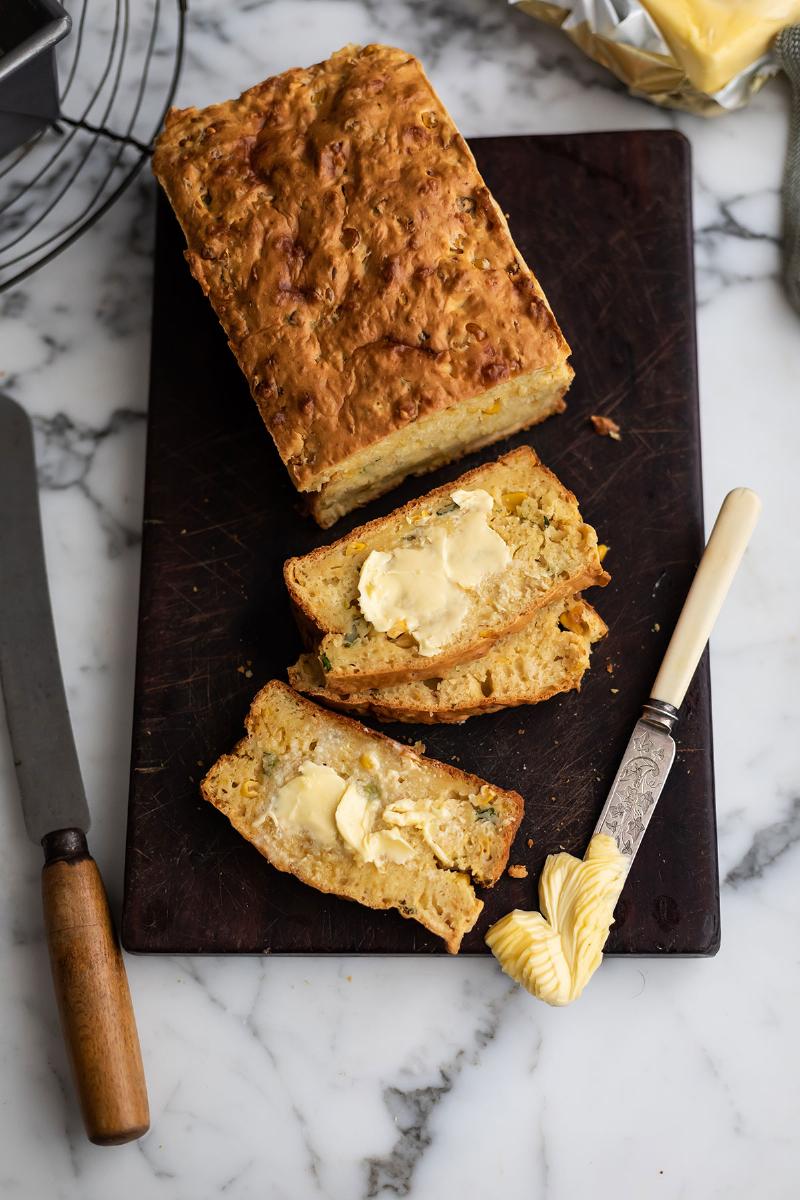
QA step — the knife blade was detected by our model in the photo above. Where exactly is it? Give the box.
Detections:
[0,393,149,1145]
[593,701,676,857]
[0,394,90,842]
[594,486,762,864]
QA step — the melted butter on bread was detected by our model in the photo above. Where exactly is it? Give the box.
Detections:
[273,761,413,864]
[335,784,414,864]
[357,488,510,656]
[272,762,345,846]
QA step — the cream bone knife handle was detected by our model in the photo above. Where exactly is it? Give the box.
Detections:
[651,488,761,710]
[41,829,149,1146]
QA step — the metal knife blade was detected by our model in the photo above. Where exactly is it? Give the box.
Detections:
[0,393,90,843]
[593,700,677,862]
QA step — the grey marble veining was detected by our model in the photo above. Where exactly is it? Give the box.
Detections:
[1,2,799,1197]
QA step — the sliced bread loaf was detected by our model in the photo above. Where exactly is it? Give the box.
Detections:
[201,681,523,952]
[288,597,607,724]
[284,447,609,692]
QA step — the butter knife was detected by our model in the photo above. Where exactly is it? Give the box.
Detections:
[594,488,761,861]
[0,394,149,1145]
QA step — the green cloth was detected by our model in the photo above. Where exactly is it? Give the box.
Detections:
[776,25,800,313]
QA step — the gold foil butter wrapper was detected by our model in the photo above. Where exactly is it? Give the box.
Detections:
[512,1,799,115]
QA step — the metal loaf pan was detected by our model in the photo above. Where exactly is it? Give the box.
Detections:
[0,0,70,159]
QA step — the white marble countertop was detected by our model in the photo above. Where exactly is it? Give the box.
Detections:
[1,2,799,1196]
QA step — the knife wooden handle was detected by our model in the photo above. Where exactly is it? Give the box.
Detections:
[651,487,761,710]
[41,829,149,1146]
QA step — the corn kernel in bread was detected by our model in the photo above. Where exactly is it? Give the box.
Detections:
[201,681,523,952]
[289,597,607,724]
[284,448,609,692]
[152,44,572,527]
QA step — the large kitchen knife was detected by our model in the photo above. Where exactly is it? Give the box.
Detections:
[0,394,148,1145]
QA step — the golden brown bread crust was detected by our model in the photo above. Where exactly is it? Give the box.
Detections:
[289,666,579,725]
[152,44,571,499]
[283,447,610,690]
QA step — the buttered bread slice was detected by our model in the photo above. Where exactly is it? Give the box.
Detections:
[289,597,607,724]
[201,681,523,952]
[284,447,609,692]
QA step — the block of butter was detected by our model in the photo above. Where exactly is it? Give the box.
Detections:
[513,0,800,112]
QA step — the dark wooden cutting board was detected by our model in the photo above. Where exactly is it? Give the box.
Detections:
[122,131,719,956]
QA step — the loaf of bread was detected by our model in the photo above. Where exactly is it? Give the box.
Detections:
[201,681,523,952]
[289,596,607,724]
[284,447,609,692]
[152,44,572,527]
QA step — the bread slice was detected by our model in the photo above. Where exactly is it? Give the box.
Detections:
[152,44,572,528]
[201,681,523,952]
[288,597,607,724]
[284,447,609,692]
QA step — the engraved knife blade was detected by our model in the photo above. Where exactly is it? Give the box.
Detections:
[593,701,677,861]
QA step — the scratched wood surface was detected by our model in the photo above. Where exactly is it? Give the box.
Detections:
[122,131,720,956]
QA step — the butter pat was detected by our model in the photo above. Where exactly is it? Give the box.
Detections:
[272,762,345,846]
[641,1,800,94]
[485,834,629,1006]
[273,760,414,864]
[383,797,454,868]
[357,488,510,656]
[336,783,414,864]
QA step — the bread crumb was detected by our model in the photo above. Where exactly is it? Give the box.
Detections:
[526,837,535,848]
[508,864,528,879]
[611,687,619,694]
[606,661,614,674]
[346,975,352,982]
[590,414,621,440]
[517,728,525,735]
[245,669,253,679]
[652,622,661,632]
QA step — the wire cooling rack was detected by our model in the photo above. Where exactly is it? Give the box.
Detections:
[0,0,186,291]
